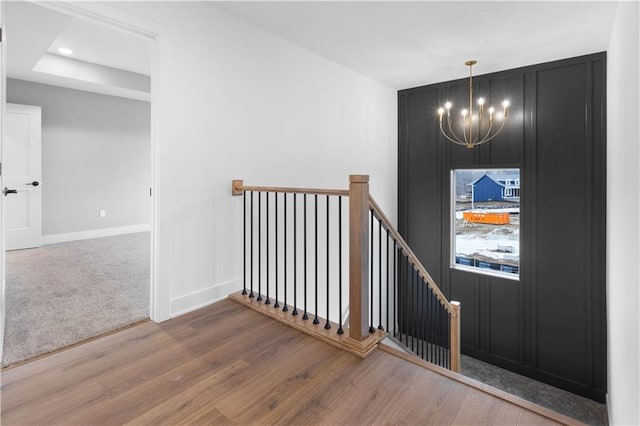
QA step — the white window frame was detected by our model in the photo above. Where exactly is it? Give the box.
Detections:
[450,168,520,281]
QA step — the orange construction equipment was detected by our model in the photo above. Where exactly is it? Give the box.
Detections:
[463,211,510,225]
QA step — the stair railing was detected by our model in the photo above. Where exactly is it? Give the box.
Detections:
[368,194,461,370]
[231,175,461,370]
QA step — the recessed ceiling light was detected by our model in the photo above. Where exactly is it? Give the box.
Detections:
[57,47,73,56]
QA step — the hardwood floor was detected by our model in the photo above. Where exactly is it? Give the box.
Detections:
[1,299,575,425]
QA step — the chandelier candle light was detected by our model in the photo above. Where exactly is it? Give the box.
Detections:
[438,60,509,149]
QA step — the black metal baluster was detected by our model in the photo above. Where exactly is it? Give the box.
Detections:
[398,252,402,342]
[427,288,431,363]
[265,192,271,305]
[418,274,421,356]
[324,195,331,330]
[407,264,411,351]
[447,308,451,369]
[438,301,442,367]
[243,190,247,295]
[415,268,419,354]
[424,282,428,361]
[250,192,254,298]
[425,287,430,363]
[378,220,383,330]
[442,302,446,367]
[313,194,319,325]
[417,272,421,359]
[436,299,443,366]
[440,304,447,368]
[436,300,442,365]
[394,241,397,338]
[404,257,413,347]
[257,192,263,301]
[274,193,280,308]
[409,265,413,352]
[386,230,389,333]
[426,281,430,361]
[444,303,448,367]
[441,302,446,367]
[411,265,415,353]
[293,194,299,316]
[369,209,375,333]
[417,275,421,359]
[283,194,288,312]
[425,282,430,361]
[303,194,308,320]
[431,290,436,364]
[403,253,408,347]
[419,276,424,359]
[424,287,428,363]
[423,281,428,361]
[338,196,344,335]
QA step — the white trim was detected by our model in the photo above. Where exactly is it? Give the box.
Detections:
[0,0,7,363]
[42,224,150,245]
[34,1,158,40]
[170,277,242,318]
[450,263,520,282]
[149,32,166,322]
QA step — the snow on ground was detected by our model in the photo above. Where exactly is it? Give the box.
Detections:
[455,232,519,263]
[454,216,519,264]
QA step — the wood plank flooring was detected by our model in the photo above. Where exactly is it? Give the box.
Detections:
[1,299,572,425]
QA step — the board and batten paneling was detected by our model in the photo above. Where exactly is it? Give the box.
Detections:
[398,53,606,402]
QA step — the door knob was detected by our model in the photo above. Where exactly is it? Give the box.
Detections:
[4,187,17,196]
[26,181,40,187]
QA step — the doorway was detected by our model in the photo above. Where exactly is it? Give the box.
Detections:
[1,1,153,367]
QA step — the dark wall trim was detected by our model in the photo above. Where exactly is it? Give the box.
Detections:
[398,53,607,402]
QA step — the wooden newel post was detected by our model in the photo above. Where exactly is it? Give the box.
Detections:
[349,174,370,342]
[450,301,461,372]
[231,180,244,196]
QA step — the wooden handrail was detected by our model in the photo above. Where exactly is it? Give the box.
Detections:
[368,195,457,316]
[232,180,348,197]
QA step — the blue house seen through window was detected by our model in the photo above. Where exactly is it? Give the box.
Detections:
[468,173,520,202]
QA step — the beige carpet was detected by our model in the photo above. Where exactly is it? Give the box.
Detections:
[2,232,150,367]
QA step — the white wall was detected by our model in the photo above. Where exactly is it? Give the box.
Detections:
[63,3,397,320]
[606,1,640,424]
[6,79,151,239]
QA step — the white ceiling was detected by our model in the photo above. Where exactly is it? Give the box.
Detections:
[212,1,619,90]
[5,1,151,101]
[4,1,619,97]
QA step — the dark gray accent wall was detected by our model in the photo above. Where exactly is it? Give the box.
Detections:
[398,53,606,402]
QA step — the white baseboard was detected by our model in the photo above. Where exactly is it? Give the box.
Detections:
[42,224,151,245]
[170,276,241,318]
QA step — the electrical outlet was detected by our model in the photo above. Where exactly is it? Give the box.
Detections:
[99,209,106,218]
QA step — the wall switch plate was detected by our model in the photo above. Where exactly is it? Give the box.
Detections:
[99,209,106,218]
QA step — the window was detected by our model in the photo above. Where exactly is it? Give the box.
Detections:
[451,168,520,280]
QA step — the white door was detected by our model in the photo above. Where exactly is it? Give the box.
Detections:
[5,103,41,251]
